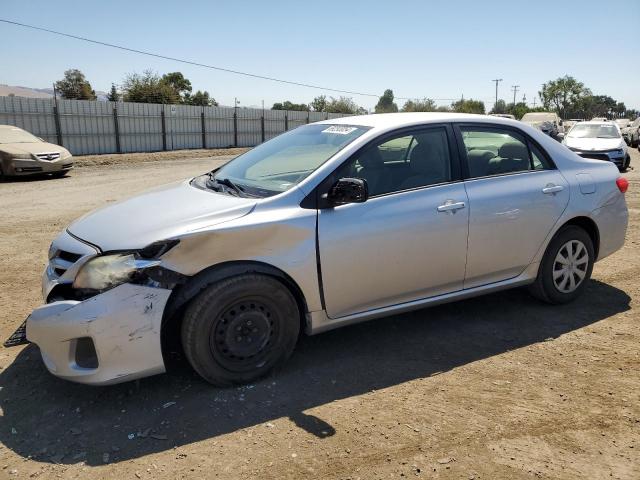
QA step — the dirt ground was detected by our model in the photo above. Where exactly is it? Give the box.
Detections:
[0,148,639,480]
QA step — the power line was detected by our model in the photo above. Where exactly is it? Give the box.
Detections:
[0,18,497,105]
[0,18,416,100]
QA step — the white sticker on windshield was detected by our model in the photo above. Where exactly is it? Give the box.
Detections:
[322,126,358,135]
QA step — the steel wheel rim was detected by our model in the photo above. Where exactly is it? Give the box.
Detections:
[209,298,277,372]
[553,239,589,293]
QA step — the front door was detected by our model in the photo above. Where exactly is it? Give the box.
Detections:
[317,125,470,318]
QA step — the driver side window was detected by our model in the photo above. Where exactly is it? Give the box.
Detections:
[336,127,452,196]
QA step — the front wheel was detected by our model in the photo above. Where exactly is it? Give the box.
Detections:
[181,274,300,386]
[529,225,594,304]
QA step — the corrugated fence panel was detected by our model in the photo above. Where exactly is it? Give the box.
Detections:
[264,109,286,140]
[287,110,309,130]
[118,102,163,153]
[58,99,116,155]
[204,106,234,148]
[0,96,351,155]
[166,104,202,150]
[0,96,57,144]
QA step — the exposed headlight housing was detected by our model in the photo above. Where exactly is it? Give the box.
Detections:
[10,153,33,159]
[73,253,161,291]
[72,239,179,291]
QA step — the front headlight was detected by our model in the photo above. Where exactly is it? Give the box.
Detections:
[73,253,160,291]
[10,153,33,160]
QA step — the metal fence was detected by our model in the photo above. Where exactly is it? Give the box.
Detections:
[0,96,350,156]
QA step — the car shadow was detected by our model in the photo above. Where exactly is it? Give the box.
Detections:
[0,280,630,466]
[0,173,70,183]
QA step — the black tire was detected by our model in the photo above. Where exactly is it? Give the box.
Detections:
[181,274,300,386]
[529,225,594,304]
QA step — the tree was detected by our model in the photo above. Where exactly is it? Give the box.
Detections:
[451,98,485,114]
[324,96,364,114]
[106,83,120,102]
[401,98,437,112]
[374,89,398,113]
[54,69,97,100]
[184,90,217,106]
[539,76,590,117]
[121,70,179,104]
[311,95,328,112]
[161,72,192,100]
[272,100,309,111]
[505,102,531,120]
[490,99,507,114]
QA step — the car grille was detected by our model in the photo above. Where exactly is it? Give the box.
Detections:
[36,152,61,161]
[577,153,610,162]
[50,249,83,277]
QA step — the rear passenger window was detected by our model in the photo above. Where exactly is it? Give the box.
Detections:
[530,142,552,170]
[460,127,547,178]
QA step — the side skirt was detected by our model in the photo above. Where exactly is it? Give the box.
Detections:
[307,262,539,335]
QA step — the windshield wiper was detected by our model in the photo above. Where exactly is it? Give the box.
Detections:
[206,173,246,196]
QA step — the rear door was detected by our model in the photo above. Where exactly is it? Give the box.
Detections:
[455,124,569,288]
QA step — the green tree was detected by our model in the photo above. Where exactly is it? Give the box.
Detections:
[272,100,309,111]
[106,83,120,102]
[54,69,97,100]
[451,98,485,114]
[325,96,363,114]
[374,89,398,113]
[490,99,507,114]
[184,90,217,106]
[539,76,590,116]
[401,98,437,112]
[161,72,192,101]
[121,70,179,104]
[505,102,530,120]
[311,95,328,112]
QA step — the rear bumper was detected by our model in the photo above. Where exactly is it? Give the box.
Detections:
[25,283,171,385]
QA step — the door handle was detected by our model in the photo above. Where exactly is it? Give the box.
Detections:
[542,184,564,195]
[437,200,466,213]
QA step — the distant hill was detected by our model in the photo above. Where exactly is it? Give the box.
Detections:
[0,84,108,100]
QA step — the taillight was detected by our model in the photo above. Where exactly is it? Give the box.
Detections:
[616,177,629,193]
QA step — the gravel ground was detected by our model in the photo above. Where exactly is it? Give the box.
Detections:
[0,148,638,479]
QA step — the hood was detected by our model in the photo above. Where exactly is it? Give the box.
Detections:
[0,142,70,156]
[564,136,624,151]
[68,179,257,251]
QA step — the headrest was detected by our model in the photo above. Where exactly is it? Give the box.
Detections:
[498,141,528,160]
[358,147,384,169]
[410,142,444,175]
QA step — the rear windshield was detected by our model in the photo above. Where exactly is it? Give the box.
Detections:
[0,127,41,144]
[567,124,620,139]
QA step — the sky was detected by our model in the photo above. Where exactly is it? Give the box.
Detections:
[1,0,639,111]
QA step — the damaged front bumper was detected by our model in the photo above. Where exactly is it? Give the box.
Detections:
[12,283,171,385]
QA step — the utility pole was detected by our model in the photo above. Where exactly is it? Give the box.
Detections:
[492,78,503,107]
[532,97,537,108]
[511,85,520,105]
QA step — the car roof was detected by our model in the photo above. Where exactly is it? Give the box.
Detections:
[316,112,519,129]
[0,125,26,130]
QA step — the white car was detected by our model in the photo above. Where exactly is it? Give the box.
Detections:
[4,113,629,386]
[563,121,630,171]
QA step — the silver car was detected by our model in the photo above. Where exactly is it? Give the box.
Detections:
[4,113,629,386]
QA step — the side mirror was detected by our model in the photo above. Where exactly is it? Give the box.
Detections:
[326,177,368,206]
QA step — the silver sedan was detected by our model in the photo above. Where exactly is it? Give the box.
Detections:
[5,113,629,386]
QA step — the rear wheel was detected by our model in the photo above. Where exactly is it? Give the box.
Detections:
[529,225,594,304]
[181,274,300,386]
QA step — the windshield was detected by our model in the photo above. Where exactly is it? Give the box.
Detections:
[0,127,42,144]
[210,124,369,197]
[521,113,556,123]
[567,124,620,139]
